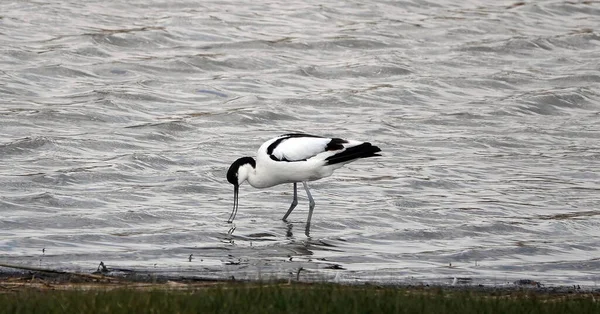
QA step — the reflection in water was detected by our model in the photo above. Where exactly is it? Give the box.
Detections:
[286,222,294,239]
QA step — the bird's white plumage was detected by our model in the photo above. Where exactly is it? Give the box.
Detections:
[269,136,331,161]
[267,136,363,162]
[245,135,364,188]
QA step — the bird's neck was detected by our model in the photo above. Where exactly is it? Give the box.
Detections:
[246,168,265,188]
[244,164,274,189]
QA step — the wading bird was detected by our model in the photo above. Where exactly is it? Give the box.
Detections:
[226,133,381,236]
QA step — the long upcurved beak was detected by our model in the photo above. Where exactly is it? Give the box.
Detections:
[227,185,239,223]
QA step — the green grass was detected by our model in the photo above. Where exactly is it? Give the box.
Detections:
[1,283,598,314]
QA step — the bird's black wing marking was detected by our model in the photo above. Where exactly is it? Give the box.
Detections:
[267,137,288,158]
[281,133,323,139]
[325,138,347,151]
[325,142,381,165]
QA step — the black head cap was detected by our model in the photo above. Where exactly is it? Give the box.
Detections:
[227,157,256,185]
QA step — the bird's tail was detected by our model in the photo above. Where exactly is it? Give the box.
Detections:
[325,142,381,165]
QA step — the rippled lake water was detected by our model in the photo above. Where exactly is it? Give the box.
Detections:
[1,0,599,286]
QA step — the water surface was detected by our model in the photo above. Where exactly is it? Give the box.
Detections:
[1,0,599,286]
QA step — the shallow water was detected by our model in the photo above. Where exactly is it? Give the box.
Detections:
[1,0,599,286]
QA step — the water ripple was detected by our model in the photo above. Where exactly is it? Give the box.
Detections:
[1,0,599,286]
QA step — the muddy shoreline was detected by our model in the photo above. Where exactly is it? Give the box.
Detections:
[2,263,598,298]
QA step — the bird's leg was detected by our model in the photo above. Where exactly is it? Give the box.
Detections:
[282,182,298,221]
[302,181,315,237]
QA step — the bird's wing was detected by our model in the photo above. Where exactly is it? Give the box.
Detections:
[267,134,343,162]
